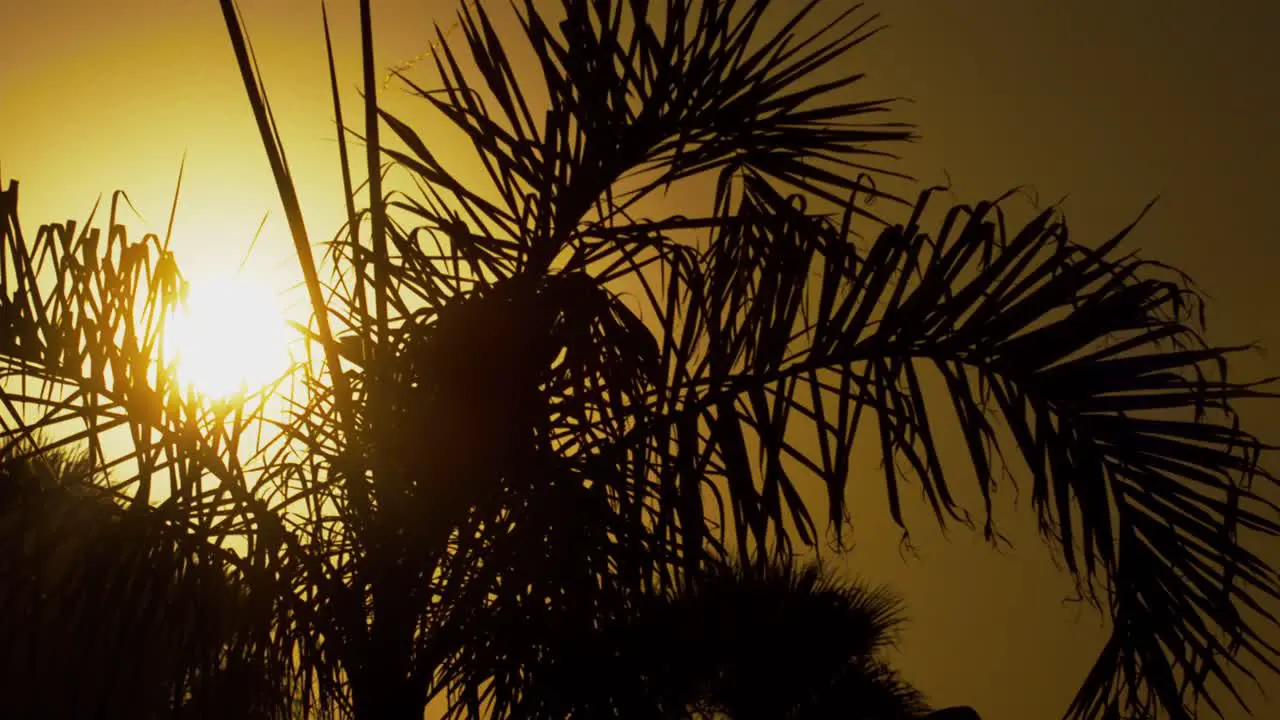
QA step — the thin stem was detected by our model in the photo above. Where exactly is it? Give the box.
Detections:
[360,0,389,352]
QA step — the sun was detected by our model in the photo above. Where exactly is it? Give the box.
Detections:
[164,273,291,400]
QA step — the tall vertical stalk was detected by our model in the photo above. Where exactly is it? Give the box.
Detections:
[360,0,389,351]
[355,3,423,717]
[322,2,368,327]
[216,0,354,433]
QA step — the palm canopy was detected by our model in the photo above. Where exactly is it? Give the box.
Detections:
[0,0,1277,718]
[0,439,287,718]
[500,555,934,719]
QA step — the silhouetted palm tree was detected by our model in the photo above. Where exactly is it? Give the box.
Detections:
[0,439,286,718]
[1,0,1277,718]
[504,555,943,719]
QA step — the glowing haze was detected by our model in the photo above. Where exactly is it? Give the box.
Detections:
[164,273,291,400]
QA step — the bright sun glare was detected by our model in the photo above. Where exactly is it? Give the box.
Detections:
[165,273,291,400]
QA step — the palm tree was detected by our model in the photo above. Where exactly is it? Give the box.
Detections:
[0,0,1277,718]
[504,555,942,719]
[0,438,288,718]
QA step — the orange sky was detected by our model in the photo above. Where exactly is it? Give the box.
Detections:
[2,1,1278,718]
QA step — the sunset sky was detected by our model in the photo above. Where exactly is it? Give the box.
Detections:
[2,1,1278,718]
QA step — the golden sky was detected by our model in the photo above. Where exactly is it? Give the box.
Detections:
[2,1,1278,718]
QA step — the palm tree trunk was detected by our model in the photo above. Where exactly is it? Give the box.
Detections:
[351,576,421,720]
[351,646,419,720]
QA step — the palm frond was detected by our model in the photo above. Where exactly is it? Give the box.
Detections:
[378,0,914,281]
[612,179,1280,718]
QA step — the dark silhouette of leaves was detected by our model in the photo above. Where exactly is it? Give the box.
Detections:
[0,438,292,719]
[493,556,935,719]
[0,1,1274,719]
